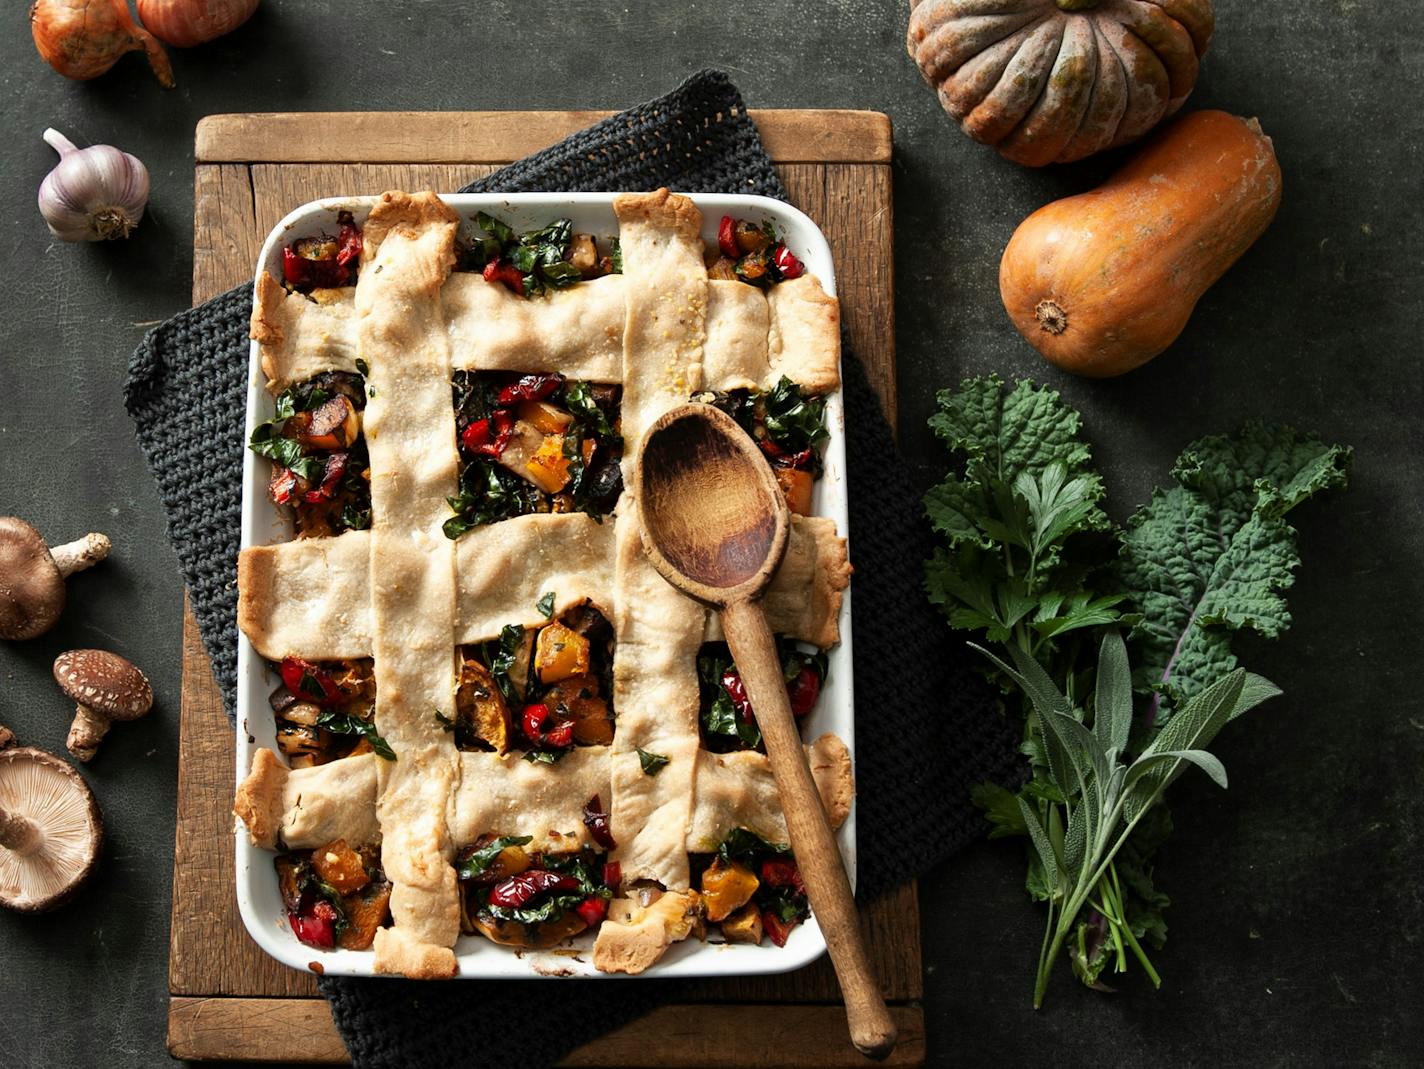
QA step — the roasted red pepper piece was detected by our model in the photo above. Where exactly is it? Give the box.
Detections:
[761,910,799,947]
[772,244,805,280]
[718,215,738,259]
[522,703,575,749]
[302,452,349,504]
[487,869,581,909]
[269,465,303,506]
[721,668,755,723]
[282,237,352,291]
[787,665,821,717]
[279,657,342,706]
[602,861,622,889]
[497,373,564,405]
[335,211,362,268]
[575,896,608,928]
[582,794,617,850]
[758,439,814,471]
[281,247,311,288]
[461,410,515,458]
[290,899,338,949]
[760,858,806,894]
[482,259,525,295]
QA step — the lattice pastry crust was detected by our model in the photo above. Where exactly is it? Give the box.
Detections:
[234,190,851,978]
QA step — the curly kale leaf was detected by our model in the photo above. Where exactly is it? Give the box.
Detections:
[1118,425,1351,727]
[924,377,1120,652]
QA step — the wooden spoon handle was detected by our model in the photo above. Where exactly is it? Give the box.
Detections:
[721,598,898,1060]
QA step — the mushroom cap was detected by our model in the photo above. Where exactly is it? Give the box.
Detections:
[0,746,103,911]
[53,650,154,721]
[0,517,64,641]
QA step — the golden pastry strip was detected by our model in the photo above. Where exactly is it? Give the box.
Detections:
[358,192,464,978]
[238,735,852,856]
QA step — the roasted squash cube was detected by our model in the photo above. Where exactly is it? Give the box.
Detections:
[516,399,574,435]
[456,657,512,753]
[700,858,759,922]
[720,903,764,944]
[535,622,591,683]
[543,675,614,745]
[338,878,392,951]
[524,434,595,494]
[774,467,815,517]
[312,838,370,896]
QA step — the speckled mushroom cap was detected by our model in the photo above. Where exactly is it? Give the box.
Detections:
[53,650,154,721]
[0,743,103,911]
[0,517,64,640]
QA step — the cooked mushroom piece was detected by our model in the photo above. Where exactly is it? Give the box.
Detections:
[0,517,111,641]
[52,650,154,762]
[0,729,103,911]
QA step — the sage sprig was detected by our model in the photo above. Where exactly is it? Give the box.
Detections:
[977,633,1278,1006]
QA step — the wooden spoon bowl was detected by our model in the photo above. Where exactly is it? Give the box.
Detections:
[636,403,897,1061]
[637,404,789,600]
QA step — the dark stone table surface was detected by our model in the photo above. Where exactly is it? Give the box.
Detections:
[1,3,1418,1066]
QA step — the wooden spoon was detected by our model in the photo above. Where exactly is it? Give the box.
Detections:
[635,403,897,1060]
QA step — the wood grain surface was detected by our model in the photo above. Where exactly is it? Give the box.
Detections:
[172,109,909,1064]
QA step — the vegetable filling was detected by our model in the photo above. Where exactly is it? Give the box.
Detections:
[445,601,616,762]
[249,371,372,537]
[445,371,623,538]
[268,657,392,767]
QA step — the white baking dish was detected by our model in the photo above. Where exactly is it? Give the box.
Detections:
[235,191,854,979]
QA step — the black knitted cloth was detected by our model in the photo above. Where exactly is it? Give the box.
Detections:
[125,71,1019,1068]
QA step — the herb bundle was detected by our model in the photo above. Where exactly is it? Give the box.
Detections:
[924,377,1349,1005]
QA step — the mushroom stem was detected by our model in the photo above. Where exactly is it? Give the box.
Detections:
[0,805,41,855]
[66,704,112,763]
[48,533,112,578]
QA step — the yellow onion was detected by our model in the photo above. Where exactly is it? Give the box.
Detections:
[134,0,258,48]
[30,0,174,87]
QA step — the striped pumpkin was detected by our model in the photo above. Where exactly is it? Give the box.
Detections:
[907,0,1214,166]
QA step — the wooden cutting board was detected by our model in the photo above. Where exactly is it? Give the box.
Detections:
[169,108,923,1067]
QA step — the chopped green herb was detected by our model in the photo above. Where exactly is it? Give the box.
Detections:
[761,376,829,455]
[717,827,788,865]
[315,709,396,761]
[433,710,454,732]
[455,835,532,881]
[536,591,556,619]
[355,358,369,376]
[637,749,669,776]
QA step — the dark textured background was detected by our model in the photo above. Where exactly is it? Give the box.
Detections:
[1,3,1419,1066]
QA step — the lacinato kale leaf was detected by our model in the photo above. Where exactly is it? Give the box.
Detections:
[1117,424,1352,730]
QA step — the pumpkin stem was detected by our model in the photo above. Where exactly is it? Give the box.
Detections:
[1035,300,1069,335]
[1055,0,1103,9]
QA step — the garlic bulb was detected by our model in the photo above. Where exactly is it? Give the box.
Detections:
[37,128,150,242]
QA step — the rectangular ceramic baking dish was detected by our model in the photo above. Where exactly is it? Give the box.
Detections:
[235,191,854,979]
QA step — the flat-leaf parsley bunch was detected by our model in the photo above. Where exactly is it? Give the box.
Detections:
[925,377,1350,1006]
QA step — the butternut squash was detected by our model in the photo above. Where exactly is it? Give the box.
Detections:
[998,110,1282,377]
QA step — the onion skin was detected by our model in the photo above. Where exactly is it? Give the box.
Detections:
[135,0,258,47]
[30,0,174,87]
[998,110,1282,378]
